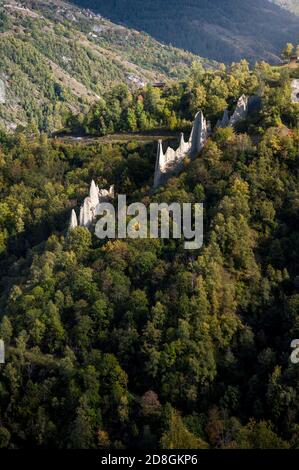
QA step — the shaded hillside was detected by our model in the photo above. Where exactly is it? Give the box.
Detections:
[0,0,212,132]
[71,0,299,63]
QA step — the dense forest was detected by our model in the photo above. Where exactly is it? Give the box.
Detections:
[71,0,299,63]
[0,57,299,449]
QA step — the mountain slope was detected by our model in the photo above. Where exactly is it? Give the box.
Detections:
[70,0,299,63]
[0,0,212,132]
[270,0,299,15]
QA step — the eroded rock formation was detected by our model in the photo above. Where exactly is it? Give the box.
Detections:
[291,79,299,103]
[69,209,78,230]
[69,181,114,231]
[153,110,208,188]
[229,94,249,127]
[216,108,230,128]
[217,95,249,129]
[189,110,208,156]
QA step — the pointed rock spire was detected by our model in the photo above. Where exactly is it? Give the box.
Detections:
[189,110,208,156]
[217,108,230,128]
[164,146,176,165]
[90,180,99,207]
[69,209,78,231]
[108,185,115,198]
[79,197,93,228]
[153,139,165,188]
[179,132,185,147]
[71,182,115,230]
[178,132,189,156]
[79,204,84,226]
[229,95,248,127]
[153,111,209,189]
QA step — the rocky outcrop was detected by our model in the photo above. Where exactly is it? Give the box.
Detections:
[69,209,78,230]
[217,95,249,129]
[153,140,165,189]
[153,110,208,188]
[229,94,249,126]
[189,110,208,156]
[79,197,94,228]
[216,108,230,128]
[99,185,115,199]
[291,79,299,103]
[89,180,99,207]
[0,79,5,105]
[153,95,253,188]
[69,181,115,230]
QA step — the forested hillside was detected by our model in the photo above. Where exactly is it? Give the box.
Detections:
[71,0,299,63]
[0,0,211,133]
[0,58,299,448]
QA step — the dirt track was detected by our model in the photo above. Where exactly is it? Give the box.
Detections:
[53,130,181,145]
